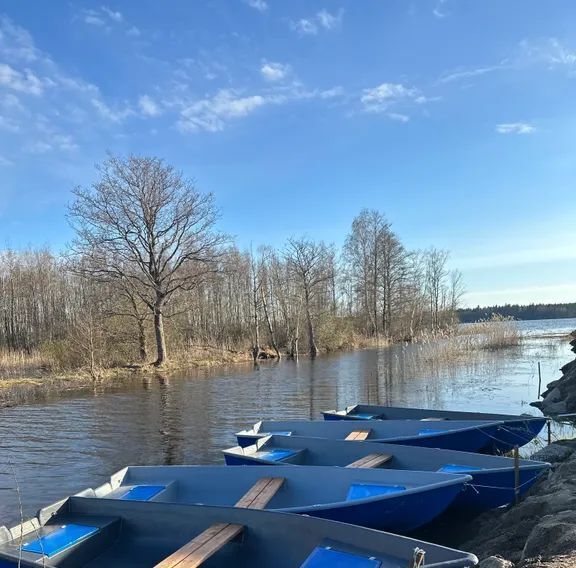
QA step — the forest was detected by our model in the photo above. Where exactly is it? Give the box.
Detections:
[459,303,576,323]
[0,155,465,376]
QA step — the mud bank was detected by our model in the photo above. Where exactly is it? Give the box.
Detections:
[462,440,576,567]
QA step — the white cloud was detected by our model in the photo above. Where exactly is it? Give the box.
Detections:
[0,63,45,95]
[178,89,268,132]
[126,26,141,37]
[361,83,420,113]
[388,112,410,122]
[80,6,128,32]
[101,6,123,23]
[260,61,290,82]
[244,0,268,12]
[520,38,576,69]
[317,9,343,30]
[138,95,161,117]
[439,64,506,84]
[0,16,39,62]
[292,19,318,35]
[291,10,343,35]
[82,10,107,27]
[175,84,345,133]
[91,98,134,122]
[496,122,535,135]
[0,155,13,166]
[433,0,449,18]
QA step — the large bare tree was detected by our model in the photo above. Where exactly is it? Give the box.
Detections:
[285,237,333,358]
[67,155,225,366]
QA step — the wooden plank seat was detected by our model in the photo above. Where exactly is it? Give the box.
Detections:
[154,477,284,568]
[346,453,392,469]
[345,429,371,441]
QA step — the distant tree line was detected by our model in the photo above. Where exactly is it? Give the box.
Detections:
[0,155,466,372]
[459,303,576,323]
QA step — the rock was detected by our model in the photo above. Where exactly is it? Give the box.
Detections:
[561,360,576,374]
[522,510,576,560]
[480,556,514,568]
[539,399,567,415]
[545,387,562,403]
[530,443,573,464]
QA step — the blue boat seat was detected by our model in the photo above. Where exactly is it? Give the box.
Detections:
[118,485,166,501]
[346,484,406,501]
[22,524,99,557]
[300,547,382,567]
[253,448,299,461]
[261,431,293,437]
[438,464,482,473]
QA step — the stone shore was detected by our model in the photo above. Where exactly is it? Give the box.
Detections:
[463,440,576,567]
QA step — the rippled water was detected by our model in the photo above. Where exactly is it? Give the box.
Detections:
[0,318,574,527]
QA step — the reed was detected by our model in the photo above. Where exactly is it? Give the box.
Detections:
[416,315,521,363]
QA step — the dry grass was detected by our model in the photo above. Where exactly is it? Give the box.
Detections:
[416,315,521,363]
[0,349,53,379]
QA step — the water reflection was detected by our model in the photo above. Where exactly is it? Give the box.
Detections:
[0,319,574,526]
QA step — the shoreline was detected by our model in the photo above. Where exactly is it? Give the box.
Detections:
[460,440,576,567]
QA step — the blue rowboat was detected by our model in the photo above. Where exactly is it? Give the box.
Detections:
[0,497,478,567]
[223,435,550,512]
[236,419,508,453]
[322,404,547,454]
[75,464,471,533]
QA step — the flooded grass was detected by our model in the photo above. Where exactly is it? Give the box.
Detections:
[416,318,521,364]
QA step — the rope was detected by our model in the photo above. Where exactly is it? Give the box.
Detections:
[465,468,548,494]
[408,547,426,568]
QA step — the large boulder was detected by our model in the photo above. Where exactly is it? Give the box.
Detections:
[522,510,576,560]
[480,556,514,568]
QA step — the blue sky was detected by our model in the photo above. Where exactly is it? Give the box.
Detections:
[1,0,575,307]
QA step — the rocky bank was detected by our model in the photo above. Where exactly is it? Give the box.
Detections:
[531,332,576,415]
[462,441,576,567]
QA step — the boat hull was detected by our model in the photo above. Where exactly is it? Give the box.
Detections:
[322,405,547,454]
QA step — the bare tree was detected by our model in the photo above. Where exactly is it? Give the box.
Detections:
[67,155,225,366]
[424,248,449,331]
[285,237,332,358]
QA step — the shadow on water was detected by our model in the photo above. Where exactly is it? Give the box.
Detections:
[0,318,575,527]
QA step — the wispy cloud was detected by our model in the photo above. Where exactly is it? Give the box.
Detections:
[361,83,422,114]
[79,6,140,37]
[0,63,47,95]
[175,85,343,132]
[0,16,39,62]
[100,6,123,23]
[138,95,161,117]
[433,0,449,18]
[80,6,123,28]
[496,122,535,135]
[291,9,343,36]
[519,38,576,70]
[260,61,290,82]
[438,64,507,84]
[244,0,268,13]
[177,89,268,132]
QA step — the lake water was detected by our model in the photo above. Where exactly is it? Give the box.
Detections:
[0,318,574,527]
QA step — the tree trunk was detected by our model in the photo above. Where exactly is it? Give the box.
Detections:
[137,317,147,362]
[154,300,167,366]
[261,286,281,360]
[304,288,317,358]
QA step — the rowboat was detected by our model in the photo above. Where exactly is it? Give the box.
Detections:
[322,404,547,453]
[223,435,550,512]
[75,464,471,532]
[0,497,479,567]
[236,419,508,453]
